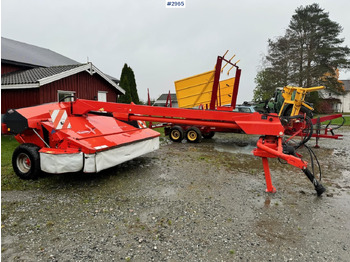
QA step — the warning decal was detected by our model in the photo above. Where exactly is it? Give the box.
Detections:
[49,109,71,130]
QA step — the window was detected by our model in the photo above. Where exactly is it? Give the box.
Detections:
[58,90,75,102]
[98,91,107,102]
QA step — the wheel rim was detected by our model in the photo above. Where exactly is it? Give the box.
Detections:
[171,130,180,140]
[17,153,31,174]
[187,130,197,141]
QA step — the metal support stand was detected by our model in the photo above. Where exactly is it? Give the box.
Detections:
[254,135,325,196]
[314,117,320,148]
[262,157,276,193]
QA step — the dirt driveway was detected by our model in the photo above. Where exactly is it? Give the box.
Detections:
[2,128,350,261]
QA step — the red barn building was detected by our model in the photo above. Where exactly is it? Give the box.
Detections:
[1,37,124,114]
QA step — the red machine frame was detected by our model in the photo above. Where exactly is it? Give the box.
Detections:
[148,52,343,145]
[3,52,331,196]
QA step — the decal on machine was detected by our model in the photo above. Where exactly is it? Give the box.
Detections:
[49,109,71,130]
[77,125,96,135]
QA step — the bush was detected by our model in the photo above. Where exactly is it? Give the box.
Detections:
[315,100,334,114]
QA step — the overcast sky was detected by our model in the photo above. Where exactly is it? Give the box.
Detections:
[2,0,350,103]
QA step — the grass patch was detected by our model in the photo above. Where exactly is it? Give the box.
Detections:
[1,135,46,191]
[316,115,350,126]
[1,135,24,190]
[153,127,165,137]
[1,135,64,191]
[145,121,167,137]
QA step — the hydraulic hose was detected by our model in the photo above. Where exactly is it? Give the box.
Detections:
[302,168,326,196]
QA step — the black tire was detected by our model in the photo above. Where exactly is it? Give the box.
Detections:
[185,126,202,143]
[282,105,313,119]
[169,126,184,142]
[202,131,215,139]
[12,144,41,179]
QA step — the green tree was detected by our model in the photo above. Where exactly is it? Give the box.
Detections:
[266,36,292,86]
[287,3,350,91]
[118,64,140,104]
[118,64,132,103]
[254,3,350,101]
[253,68,279,101]
[127,66,140,104]
[254,36,292,101]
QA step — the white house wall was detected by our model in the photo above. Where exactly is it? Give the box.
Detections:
[319,89,350,113]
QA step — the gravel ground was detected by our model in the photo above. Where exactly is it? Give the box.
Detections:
[2,128,350,261]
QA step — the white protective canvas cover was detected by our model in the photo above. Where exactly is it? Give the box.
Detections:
[40,137,159,174]
[40,152,83,173]
[84,137,159,173]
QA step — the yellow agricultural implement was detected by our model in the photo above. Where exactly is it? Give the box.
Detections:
[279,86,325,116]
[174,51,241,109]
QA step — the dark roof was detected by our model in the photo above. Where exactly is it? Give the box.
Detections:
[1,37,121,89]
[1,64,81,85]
[1,63,125,94]
[341,80,350,92]
[1,37,79,67]
[156,93,178,101]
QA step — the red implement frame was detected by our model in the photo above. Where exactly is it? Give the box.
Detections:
[210,54,241,110]
[3,51,328,195]
[4,96,326,194]
[72,100,284,136]
[253,136,307,193]
[70,99,323,194]
[311,114,344,148]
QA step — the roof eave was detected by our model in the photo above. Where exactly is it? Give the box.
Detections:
[87,63,125,95]
[1,59,38,69]
[38,64,89,86]
[1,62,124,94]
[1,83,40,89]
[38,63,125,95]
